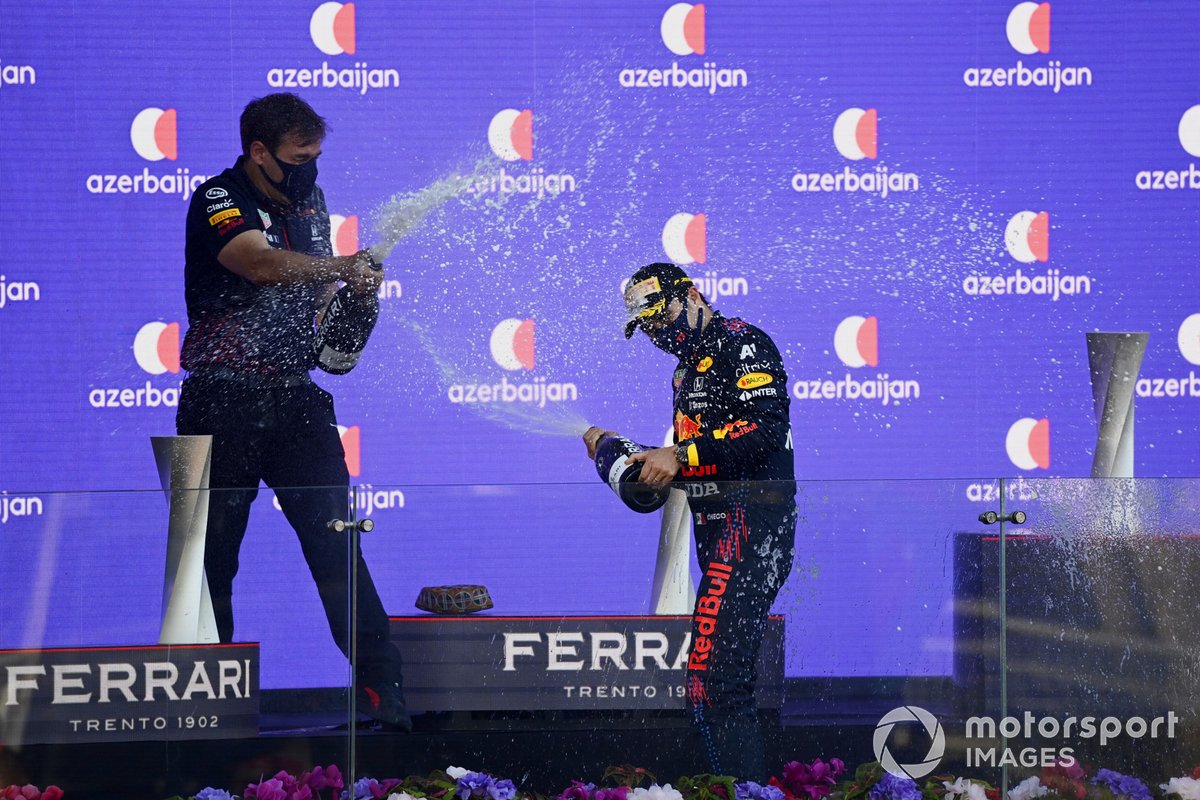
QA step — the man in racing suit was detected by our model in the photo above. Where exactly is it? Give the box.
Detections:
[176,93,409,729]
[583,262,796,780]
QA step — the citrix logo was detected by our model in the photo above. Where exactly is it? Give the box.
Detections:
[1007,2,1051,55]
[130,107,177,162]
[133,321,180,375]
[1007,417,1051,470]
[1005,211,1050,263]
[310,2,356,55]
[488,109,534,162]
[874,706,946,779]
[661,3,705,56]
[833,108,877,161]
[490,318,536,371]
[834,315,878,368]
[330,214,358,257]
[662,212,706,264]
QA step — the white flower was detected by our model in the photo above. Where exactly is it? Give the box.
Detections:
[1161,778,1200,800]
[631,784,684,800]
[446,766,471,779]
[388,794,419,800]
[943,778,989,800]
[1007,777,1049,800]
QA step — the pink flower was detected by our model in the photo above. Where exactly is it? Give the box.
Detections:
[20,787,40,800]
[778,760,847,800]
[308,766,345,793]
[41,789,65,800]
[247,778,289,800]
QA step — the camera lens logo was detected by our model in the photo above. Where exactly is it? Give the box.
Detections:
[130,108,177,162]
[1179,106,1200,157]
[310,2,356,55]
[1007,417,1051,470]
[488,109,534,162]
[133,322,180,375]
[1006,2,1050,55]
[1005,211,1050,263]
[491,318,536,371]
[662,212,707,264]
[873,706,945,779]
[330,214,359,257]
[1179,314,1200,366]
[833,108,878,161]
[834,315,879,368]
[661,3,705,56]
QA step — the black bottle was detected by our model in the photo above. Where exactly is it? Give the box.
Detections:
[313,259,382,375]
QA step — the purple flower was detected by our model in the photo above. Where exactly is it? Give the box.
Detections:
[736,782,786,800]
[308,766,346,794]
[869,775,922,800]
[1092,770,1153,800]
[195,789,236,800]
[596,788,631,800]
[777,759,847,800]
[247,778,288,800]
[457,773,496,800]
[558,781,597,800]
[488,780,517,800]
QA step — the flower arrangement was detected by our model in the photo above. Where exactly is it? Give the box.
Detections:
[2,786,63,800]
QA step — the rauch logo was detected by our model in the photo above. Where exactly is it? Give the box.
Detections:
[791,316,921,406]
[88,322,181,409]
[962,211,1093,301]
[86,108,211,201]
[1134,314,1200,400]
[467,109,577,199]
[1134,106,1200,191]
[617,3,747,95]
[1006,417,1051,470]
[448,318,578,408]
[329,214,401,299]
[792,108,919,199]
[266,2,400,95]
[964,3,1093,93]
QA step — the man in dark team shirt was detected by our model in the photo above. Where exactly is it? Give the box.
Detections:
[177,93,409,730]
[583,263,796,780]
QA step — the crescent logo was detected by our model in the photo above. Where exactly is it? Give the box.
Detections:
[132,321,180,375]
[833,316,879,368]
[129,107,177,162]
[330,214,359,257]
[1178,314,1200,366]
[488,108,534,162]
[1004,211,1050,263]
[336,424,361,477]
[832,108,877,161]
[737,372,773,390]
[1006,2,1051,55]
[490,318,535,371]
[1179,105,1200,158]
[662,212,707,264]
[310,2,356,56]
[1006,417,1051,470]
[660,3,705,56]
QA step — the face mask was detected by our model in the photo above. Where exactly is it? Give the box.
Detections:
[266,151,318,204]
[646,299,702,359]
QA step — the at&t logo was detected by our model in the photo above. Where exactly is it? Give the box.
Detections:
[1006,417,1051,470]
[963,3,1092,93]
[617,3,747,95]
[1133,106,1200,191]
[792,108,919,199]
[88,321,182,409]
[1134,314,1200,400]
[962,211,1093,301]
[448,318,578,408]
[874,706,945,779]
[86,108,210,201]
[791,316,921,406]
[468,109,577,199]
[266,3,400,95]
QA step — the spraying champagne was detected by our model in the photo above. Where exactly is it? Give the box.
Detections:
[313,254,383,375]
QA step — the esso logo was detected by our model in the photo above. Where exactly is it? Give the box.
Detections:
[660,3,705,56]
[133,322,181,375]
[833,108,878,161]
[488,108,533,162]
[1004,211,1050,263]
[330,214,359,257]
[834,315,879,368]
[1006,417,1050,471]
[310,2,356,56]
[490,318,535,371]
[661,212,706,265]
[130,107,177,162]
[1006,2,1050,55]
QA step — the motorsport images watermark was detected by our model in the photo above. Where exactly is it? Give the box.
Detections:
[873,706,1180,779]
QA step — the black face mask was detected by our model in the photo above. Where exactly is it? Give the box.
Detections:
[646,300,702,359]
[266,151,318,205]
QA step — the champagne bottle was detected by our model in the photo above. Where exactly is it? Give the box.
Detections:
[313,258,382,375]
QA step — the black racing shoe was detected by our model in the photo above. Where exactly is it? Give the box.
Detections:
[358,681,413,732]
